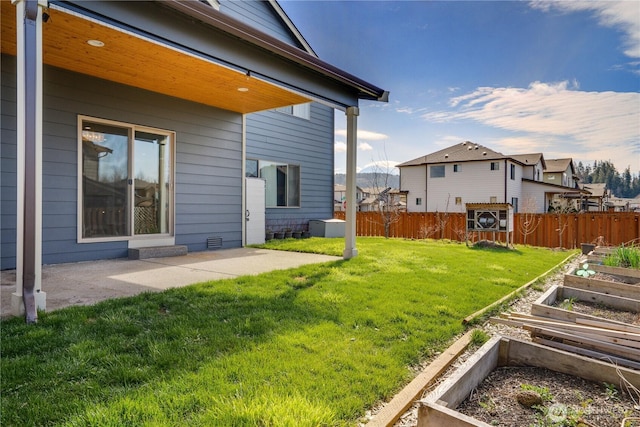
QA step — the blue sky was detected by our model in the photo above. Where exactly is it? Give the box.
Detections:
[279,1,640,175]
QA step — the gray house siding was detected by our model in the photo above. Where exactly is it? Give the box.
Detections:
[1,55,18,270]
[246,104,335,230]
[1,55,244,269]
[220,0,302,47]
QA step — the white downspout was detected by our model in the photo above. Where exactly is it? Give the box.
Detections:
[343,106,359,259]
[11,0,46,320]
[241,114,247,246]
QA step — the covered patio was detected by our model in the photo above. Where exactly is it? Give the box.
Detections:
[1,0,387,322]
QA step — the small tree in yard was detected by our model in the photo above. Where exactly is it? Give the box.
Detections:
[548,195,576,248]
[518,197,542,246]
[366,149,401,239]
[376,188,402,238]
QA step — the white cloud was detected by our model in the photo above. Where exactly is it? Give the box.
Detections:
[422,81,640,170]
[335,129,389,141]
[530,1,640,59]
[396,107,414,114]
[359,142,373,151]
[335,141,346,153]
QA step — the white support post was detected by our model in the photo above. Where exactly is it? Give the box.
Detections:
[11,0,46,321]
[343,106,359,259]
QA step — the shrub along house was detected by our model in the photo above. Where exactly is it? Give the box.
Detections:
[1,0,388,320]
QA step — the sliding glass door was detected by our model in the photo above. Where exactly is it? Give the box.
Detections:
[80,117,174,240]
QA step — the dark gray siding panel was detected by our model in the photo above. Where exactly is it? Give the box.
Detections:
[220,0,302,48]
[1,55,18,269]
[0,54,243,269]
[246,103,334,231]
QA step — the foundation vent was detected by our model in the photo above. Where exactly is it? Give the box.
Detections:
[207,236,223,249]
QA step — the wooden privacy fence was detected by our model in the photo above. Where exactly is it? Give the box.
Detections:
[333,211,640,249]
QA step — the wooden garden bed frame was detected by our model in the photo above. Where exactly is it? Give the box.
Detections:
[591,263,640,280]
[417,336,640,427]
[563,273,639,300]
[529,284,640,365]
[532,285,640,323]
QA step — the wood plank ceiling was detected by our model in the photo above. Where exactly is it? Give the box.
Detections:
[1,3,310,114]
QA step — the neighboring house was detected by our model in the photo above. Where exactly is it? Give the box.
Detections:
[1,0,387,315]
[543,158,580,188]
[334,184,405,212]
[334,184,365,212]
[358,187,405,212]
[398,141,585,213]
[580,183,609,211]
[606,196,633,212]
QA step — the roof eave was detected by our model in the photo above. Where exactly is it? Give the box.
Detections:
[162,0,388,103]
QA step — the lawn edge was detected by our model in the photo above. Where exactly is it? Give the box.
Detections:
[366,329,475,427]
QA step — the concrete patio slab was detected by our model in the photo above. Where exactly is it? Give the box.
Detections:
[1,248,341,319]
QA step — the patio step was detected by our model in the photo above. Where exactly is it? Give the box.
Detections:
[128,245,188,260]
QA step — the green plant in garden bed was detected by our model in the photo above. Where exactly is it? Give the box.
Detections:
[603,245,640,269]
[1,238,571,426]
[575,262,596,277]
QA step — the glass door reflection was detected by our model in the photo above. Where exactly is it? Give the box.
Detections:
[133,131,170,235]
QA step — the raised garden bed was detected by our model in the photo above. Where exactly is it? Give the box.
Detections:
[586,244,640,273]
[528,284,640,367]
[532,285,640,324]
[564,271,640,300]
[591,262,640,280]
[418,336,640,427]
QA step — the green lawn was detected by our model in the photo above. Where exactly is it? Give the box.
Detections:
[1,238,573,426]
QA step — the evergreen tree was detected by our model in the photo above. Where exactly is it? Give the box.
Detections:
[582,161,640,198]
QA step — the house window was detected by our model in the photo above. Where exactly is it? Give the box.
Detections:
[453,164,460,173]
[511,197,519,213]
[416,198,422,206]
[430,165,445,178]
[79,116,174,240]
[510,164,516,180]
[255,160,300,207]
[490,162,500,171]
[490,196,497,203]
[455,197,462,205]
[275,103,311,120]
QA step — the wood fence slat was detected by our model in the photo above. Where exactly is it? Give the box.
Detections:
[334,211,639,249]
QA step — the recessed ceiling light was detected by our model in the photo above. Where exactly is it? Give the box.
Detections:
[237,87,249,92]
[87,39,104,47]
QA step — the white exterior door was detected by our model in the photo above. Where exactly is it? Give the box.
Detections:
[245,178,265,245]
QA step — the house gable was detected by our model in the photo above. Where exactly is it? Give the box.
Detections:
[217,0,316,55]
[544,158,578,188]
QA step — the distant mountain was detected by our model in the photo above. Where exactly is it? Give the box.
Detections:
[335,173,400,189]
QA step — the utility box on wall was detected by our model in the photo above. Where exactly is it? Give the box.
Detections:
[466,203,513,245]
[309,219,345,238]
